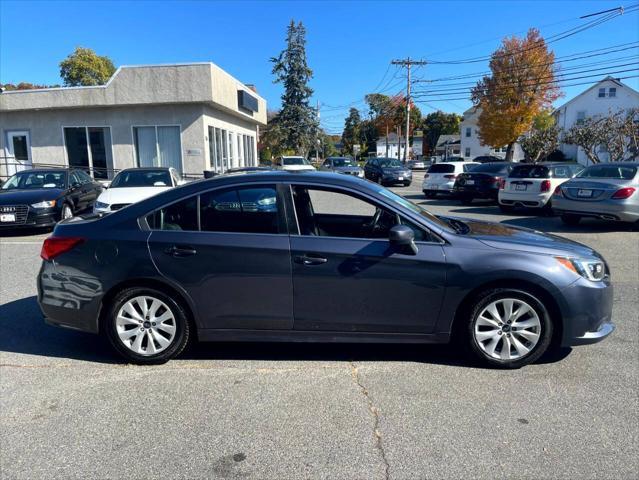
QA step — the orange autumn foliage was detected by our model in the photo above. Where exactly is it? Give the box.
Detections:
[471,28,562,160]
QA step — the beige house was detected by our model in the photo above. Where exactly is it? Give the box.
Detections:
[0,63,267,179]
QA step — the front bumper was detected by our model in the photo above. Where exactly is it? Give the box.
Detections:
[0,207,59,229]
[383,175,412,185]
[553,197,639,223]
[557,276,614,347]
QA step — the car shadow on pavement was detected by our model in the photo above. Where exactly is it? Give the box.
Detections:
[0,296,572,367]
[501,216,637,234]
[0,296,119,364]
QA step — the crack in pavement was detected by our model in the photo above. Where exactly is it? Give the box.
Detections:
[350,361,390,480]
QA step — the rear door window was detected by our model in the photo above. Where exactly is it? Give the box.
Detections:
[147,196,199,231]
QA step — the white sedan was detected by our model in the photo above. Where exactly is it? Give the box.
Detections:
[93,167,182,213]
[273,156,316,172]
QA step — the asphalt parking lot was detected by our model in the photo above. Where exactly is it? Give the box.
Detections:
[1,171,638,479]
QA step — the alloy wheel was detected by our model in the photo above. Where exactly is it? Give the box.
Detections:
[62,205,73,219]
[473,298,541,361]
[116,296,177,356]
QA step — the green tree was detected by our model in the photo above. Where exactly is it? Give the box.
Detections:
[59,47,116,86]
[421,111,462,155]
[341,108,363,156]
[519,112,560,163]
[270,21,318,155]
[1,82,59,91]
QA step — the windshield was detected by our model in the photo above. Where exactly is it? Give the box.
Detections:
[576,165,637,180]
[331,158,358,167]
[471,163,510,174]
[510,165,550,179]
[283,157,310,166]
[378,159,403,168]
[1,171,67,190]
[376,187,451,231]
[110,170,172,188]
[428,164,455,173]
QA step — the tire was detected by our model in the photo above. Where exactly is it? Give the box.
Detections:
[404,182,411,187]
[424,191,435,198]
[541,200,555,216]
[61,203,73,220]
[460,196,473,205]
[105,287,191,364]
[466,288,553,368]
[561,214,581,226]
[499,203,514,213]
[377,176,384,186]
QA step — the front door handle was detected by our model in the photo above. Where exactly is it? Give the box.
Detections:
[164,245,197,257]
[294,254,328,266]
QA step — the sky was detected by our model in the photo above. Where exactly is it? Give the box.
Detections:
[1,0,638,134]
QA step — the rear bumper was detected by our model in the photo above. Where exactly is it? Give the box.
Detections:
[554,197,639,222]
[422,181,455,193]
[557,276,614,347]
[453,185,499,199]
[499,191,552,208]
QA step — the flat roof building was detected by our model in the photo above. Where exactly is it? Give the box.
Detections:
[0,62,267,180]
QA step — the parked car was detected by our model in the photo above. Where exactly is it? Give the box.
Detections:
[319,157,364,177]
[422,162,479,197]
[453,162,514,204]
[444,156,466,162]
[499,163,583,213]
[226,167,273,174]
[273,156,316,172]
[93,167,182,214]
[407,159,427,170]
[0,168,103,229]
[38,171,614,368]
[364,157,412,186]
[473,155,505,163]
[553,162,639,226]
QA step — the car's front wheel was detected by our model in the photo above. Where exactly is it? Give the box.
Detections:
[466,289,553,368]
[61,203,73,220]
[105,287,191,364]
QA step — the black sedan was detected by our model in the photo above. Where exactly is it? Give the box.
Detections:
[0,168,103,229]
[38,171,613,368]
[363,157,412,186]
[453,162,514,204]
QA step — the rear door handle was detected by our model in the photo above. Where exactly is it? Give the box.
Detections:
[164,245,197,257]
[294,254,328,266]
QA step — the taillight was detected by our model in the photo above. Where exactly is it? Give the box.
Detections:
[611,187,636,199]
[424,174,429,178]
[553,185,563,197]
[40,236,85,261]
[496,177,505,189]
[444,174,457,179]
[540,180,551,192]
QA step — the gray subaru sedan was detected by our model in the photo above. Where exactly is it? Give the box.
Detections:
[37,171,614,368]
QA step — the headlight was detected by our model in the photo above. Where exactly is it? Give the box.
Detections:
[31,200,56,209]
[555,256,606,281]
[257,196,276,206]
[94,201,110,211]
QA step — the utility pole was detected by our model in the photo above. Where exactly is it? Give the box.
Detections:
[391,57,426,162]
[315,100,320,163]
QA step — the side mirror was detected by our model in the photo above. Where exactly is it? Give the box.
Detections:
[389,225,418,255]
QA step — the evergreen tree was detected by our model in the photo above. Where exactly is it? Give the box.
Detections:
[270,21,318,155]
[341,108,362,156]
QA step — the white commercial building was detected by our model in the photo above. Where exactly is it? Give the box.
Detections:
[555,76,639,165]
[0,63,267,180]
[460,107,524,161]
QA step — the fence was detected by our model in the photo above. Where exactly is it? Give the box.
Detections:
[0,156,205,183]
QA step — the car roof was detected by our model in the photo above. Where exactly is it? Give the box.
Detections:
[117,167,173,172]
[15,168,70,174]
[583,162,639,167]
[436,161,478,166]
[514,162,580,167]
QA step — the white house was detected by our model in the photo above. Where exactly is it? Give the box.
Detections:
[0,63,267,180]
[375,132,406,159]
[435,134,461,159]
[460,107,524,161]
[555,76,639,165]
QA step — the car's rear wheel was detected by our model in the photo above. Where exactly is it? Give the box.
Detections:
[105,287,191,364]
[561,214,581,225]
[61,203,73,220]
[466,289,553,368]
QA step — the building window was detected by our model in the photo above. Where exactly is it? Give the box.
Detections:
[465,127,471,137]
[465,147,471,157]
[576,111,586,125]
[63,127,113,179]
[133,126,182,173]
[598,88,606,98]
[609,87,616,98]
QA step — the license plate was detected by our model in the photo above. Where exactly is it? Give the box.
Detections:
[466,180,475,185]
[577,189,593,197]
[0,214,16,222]
[398,176,404,181]
[515,184,527,191]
